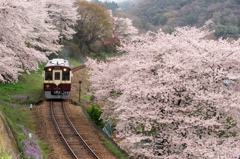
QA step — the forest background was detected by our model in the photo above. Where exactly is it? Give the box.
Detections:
[65,0,240,60]
[114,0,240,39]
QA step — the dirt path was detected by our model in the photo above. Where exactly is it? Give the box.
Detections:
[33,67,118,159]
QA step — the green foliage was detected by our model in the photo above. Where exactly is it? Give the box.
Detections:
[159,16,167,25]
[214,25,227,38]
[1,103,50,159]
[88,51,125,62]
[65,58,84,67]
[3,103,33,129]
[104,1,119,11]
[235,0,240,4]
[185,14,196,26]
[0,63,51,158]
[125,0,240,38]
[60,0,122,60]
[25,41,34,48]
[86,104,105,128]
[0,135,13,159]
[141,18,147,28]
[104,141,123,158]
[213,116,238,138]
[118,0,139,10]
[104,44,116,53]
[81,94,90,102]
[89,52,107,61]
[0,63,44,103]
[110,90,122,98]
[115,39,121,47]
[89,42,102,53]
[217,130,226,138]
[74,0,115,56]
[38,140,51,158]
[59,41,82,59]
[0,152,12,159]
[213,24,240,39]
[90,95,95,102]
[100,134,129,159]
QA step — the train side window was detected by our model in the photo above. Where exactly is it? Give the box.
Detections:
[62,69,70,81]
[55,72,60,80]
[45,71,52,80]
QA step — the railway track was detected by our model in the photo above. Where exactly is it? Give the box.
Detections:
[72,65,86,73]
[50,100,100,159]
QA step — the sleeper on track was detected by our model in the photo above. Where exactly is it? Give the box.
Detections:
[50,100,99,159]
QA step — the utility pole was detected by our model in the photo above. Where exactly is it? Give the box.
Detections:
[79,80,82,102]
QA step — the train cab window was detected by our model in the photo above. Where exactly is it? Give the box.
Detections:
[45,70,52,80]
[62,68,70,81]
[55,72,60,80]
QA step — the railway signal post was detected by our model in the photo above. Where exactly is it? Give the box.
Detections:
[79,80,82,102]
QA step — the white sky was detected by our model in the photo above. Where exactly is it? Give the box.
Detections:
[101,0,121,1]
[88,0,131,2]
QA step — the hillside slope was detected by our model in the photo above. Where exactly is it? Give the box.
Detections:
[124,0,240,38]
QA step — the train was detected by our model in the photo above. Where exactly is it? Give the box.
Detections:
[43,58,73,99]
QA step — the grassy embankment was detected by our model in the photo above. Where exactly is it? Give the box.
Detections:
[0,136,12,158]
[0,62,47,158]
[0,58,83,159]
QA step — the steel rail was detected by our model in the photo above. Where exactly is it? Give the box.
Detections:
[62,101,99,159]
[71,65,86,72]
[50,100,78,159]
[51,100,100,159]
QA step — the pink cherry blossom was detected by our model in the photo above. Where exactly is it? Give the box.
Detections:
[0,0,78,83]
[87,27,240,158]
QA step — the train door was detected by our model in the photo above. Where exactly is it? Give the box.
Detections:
[53,70,62,86]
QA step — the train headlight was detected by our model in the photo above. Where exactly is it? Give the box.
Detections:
[63,68,67,71]
[48,68,52,71]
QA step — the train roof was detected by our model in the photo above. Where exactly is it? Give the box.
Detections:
[45,58,71,68]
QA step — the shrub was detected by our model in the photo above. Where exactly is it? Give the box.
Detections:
[86,104,105,128]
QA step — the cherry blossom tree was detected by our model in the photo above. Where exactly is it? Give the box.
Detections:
[0,0,58,83]
[87,27,240,158]
[45,0,78,41]
[114,17,138,42]
[0,0,78,83]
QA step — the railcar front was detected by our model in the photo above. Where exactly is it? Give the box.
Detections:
[43,59,73,99]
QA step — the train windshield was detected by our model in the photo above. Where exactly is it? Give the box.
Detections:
[45,69,52,80]
[62,68,70,81]
[55,72,60,80]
